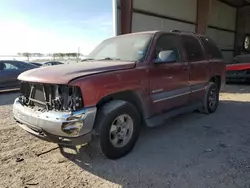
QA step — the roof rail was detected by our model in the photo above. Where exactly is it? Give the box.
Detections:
[170,30,195,34]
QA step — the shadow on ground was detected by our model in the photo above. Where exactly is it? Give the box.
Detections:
[0,91,19,106]
[59,100,250,187]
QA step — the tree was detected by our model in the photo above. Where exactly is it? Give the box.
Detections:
[22,52,31,61]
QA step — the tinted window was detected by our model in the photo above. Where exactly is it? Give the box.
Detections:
[200,36,223,59]
[53,62,63,65]
[154,34,181,61]
[182,35,204,62]
[43,62,52,66]
[2,62,19,70]
[15,61,29,68]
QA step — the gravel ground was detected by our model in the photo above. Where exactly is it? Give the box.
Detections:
[1,84,250,188]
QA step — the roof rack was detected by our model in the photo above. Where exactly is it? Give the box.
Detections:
[170,30,195,34]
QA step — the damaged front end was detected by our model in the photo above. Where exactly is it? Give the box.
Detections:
[19,82,83,111]
[13,81,97,144]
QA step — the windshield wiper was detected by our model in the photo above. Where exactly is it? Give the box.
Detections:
[96,57,121,61]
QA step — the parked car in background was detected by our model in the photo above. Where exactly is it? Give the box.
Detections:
[226,54,250,83]
[13,30,225,159]
[30,62,42,67]
[0,60,37,90]
[42,61,63,67]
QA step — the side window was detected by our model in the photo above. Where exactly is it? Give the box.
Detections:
[16,61,28,68]
[154,34,181,61]
[3,62,19,70]
[200,36,223,59]
[182,35,204,62]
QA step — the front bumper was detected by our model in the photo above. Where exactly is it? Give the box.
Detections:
[13,98,97,145]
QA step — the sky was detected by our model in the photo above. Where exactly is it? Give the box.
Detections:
[0,0,114,55]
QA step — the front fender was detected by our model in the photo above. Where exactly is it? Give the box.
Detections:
[69,68,149,108]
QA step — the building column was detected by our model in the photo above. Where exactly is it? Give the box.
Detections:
[196,0,212,34]
[120,0,133,34]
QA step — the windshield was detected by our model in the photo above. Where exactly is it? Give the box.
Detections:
[87,34,153,62]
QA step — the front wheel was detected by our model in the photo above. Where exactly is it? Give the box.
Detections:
[93,100,140,159]
[199,82,219,114]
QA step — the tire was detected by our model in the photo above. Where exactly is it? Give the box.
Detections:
[199,82,219,114]
[93,100,140,159]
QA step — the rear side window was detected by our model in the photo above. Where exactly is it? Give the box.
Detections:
[182,35,204,62]
[200,36,223,59]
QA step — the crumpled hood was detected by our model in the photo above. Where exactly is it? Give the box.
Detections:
[18,61,135,84]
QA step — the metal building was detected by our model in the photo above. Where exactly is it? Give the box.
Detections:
[117,0,250,61]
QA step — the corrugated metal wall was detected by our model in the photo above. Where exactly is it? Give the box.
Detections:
[133,0,197,22]
[206,0,237,60]
[116,0,237,60]
[132,13,196,32]
[132,0,197,32]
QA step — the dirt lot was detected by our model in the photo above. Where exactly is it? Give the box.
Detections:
[1,84,250,188]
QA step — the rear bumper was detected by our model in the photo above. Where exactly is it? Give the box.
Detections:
[13,98,97,145]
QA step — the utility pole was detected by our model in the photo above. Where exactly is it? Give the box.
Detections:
[53,53,55,61]
[77,47,80,63]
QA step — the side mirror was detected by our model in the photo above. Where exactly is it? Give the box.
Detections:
[154,50,177,63]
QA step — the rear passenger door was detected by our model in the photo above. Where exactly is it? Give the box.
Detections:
[200,36,225,83]
[182,35,210,103]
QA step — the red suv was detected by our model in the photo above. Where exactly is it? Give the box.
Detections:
[13,30,226,159]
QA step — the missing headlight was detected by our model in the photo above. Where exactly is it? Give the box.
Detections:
[20,82,83,111]
[52,85,83,111]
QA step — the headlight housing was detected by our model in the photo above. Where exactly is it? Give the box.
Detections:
[20,82,83,111]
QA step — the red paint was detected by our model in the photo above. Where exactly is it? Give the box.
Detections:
[18,61,135,84]
[226,63,250,71]
[18,31,226,118]
[70,65,149,109]
[70,31,225,117]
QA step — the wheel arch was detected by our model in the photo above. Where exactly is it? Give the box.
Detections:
[209,75,221,90]
[96,90,148,124]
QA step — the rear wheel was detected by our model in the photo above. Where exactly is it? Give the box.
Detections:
[199,82,219,114]
[93,100,140,159]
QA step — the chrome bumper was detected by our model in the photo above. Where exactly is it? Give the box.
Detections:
[13,98,97,144]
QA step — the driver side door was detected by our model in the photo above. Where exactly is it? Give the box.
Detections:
[149,34,190,115]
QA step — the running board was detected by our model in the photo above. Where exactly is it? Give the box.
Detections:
[145,102,203,128]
